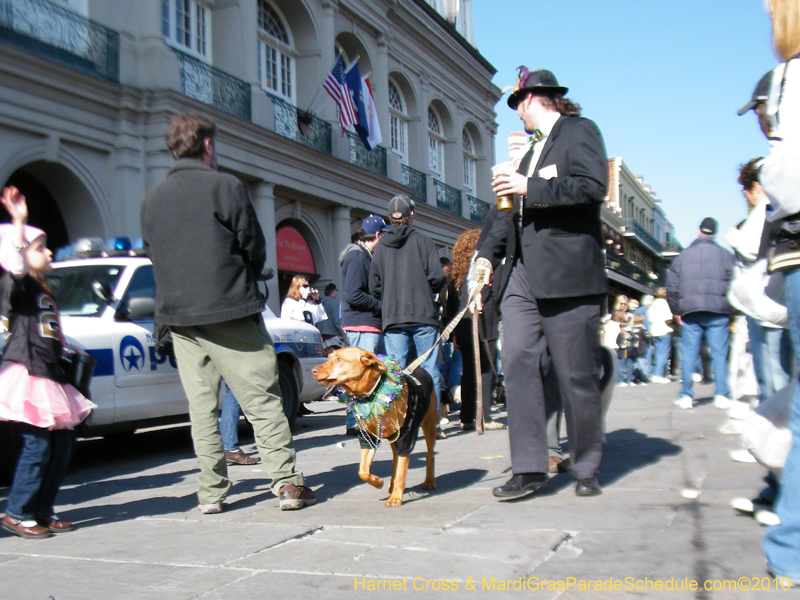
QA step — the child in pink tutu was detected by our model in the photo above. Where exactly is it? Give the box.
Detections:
[0,185,95,539]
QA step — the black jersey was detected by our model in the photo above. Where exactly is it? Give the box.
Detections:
[2,274,67,383]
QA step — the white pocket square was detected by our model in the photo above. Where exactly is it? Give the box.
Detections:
[538,164,558,180]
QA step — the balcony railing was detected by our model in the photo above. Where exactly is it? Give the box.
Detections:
[346,130,387,177]
[267,93,331,156]
[433,179,462,217]
[623,217,663,254]
[401,164,427,204]
[469,195,490,225]
[606,254,658,289]
[172,49,251,121]
[0,0,119,81]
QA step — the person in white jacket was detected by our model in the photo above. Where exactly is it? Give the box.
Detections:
[759,0,800,584]
[646,288,673,383]
[281,275,328,326]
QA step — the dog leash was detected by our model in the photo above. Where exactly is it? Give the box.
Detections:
[402,280,486,376]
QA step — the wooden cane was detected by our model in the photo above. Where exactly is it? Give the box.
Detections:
[473,308,484,434]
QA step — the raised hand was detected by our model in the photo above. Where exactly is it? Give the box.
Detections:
[1,186,28,225]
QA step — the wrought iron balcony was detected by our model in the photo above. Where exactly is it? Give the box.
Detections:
[433,179,462,217]
[623,217,663,254]
[172,49,251,122]
[606,254,658,289]
[469,194,490,225]
[401,164,427,204]
[346,130,387,177]
[0,0,119,81]
[266,93,331,156]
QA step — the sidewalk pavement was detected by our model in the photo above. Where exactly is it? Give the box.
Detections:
[0,381,793,599]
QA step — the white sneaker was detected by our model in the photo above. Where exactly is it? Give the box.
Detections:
[713,395,732,410]
[719,420,745,435]
[618,382,629,387]
[439,417,450,426]
[674,397,693,410]
[730,497,756,514]
[755,509,781,526]
[691,373,703,383]
[198,502,223,514]
[650,376,670,384]
[729,449,757,463]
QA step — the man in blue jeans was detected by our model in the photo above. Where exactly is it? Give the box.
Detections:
[369,194,447,429]
[666,217,735,409]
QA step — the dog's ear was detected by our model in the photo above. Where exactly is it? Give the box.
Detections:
[360,353,388,372]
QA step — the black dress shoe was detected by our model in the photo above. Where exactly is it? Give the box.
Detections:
[575,477,602,496]
[492,473,549,500]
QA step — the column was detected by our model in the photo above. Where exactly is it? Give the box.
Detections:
[251,182,280,314]
[331,206,352,289]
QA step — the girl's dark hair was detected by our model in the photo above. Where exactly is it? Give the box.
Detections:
[166,113,217,159]
[738,158,763,191]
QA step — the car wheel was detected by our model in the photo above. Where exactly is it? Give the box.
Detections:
[278,360,299,430]
[0,420,20,485]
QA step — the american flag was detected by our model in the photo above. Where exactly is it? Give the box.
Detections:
[323,56,358,131]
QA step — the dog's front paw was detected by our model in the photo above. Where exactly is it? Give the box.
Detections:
[385,495,403,507]
[422,479,436,490]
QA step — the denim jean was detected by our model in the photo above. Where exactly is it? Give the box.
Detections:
[617,355,634,384]
[763,326,794,401]
[5,424,75,521]
[680,312,730,399]
[384,325,442,404]
[220,382,241,452]
[765,269,800,579]
[344,331,385,428]
[439,341,463,396]
[653,334,672,378]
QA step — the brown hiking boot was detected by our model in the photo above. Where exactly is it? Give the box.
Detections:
[279,484,316,511]
[225,449,259,465]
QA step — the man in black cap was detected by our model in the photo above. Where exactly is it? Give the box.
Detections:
[370,194,447,427]
[473,68,609,498]
[666,217,734,409]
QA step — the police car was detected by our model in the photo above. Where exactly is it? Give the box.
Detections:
[43,252,327,438]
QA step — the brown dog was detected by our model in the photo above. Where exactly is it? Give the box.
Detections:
[311,346,438,506]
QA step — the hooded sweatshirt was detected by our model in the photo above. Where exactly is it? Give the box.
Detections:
[369,226,446,330]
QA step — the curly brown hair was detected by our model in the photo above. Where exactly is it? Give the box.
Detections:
[452,228,482,294]
[738,158,763,191]
[536,93,582,117]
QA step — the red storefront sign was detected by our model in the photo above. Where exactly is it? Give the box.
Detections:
[276,226,315,273]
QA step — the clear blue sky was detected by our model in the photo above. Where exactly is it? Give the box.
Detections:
[471,0,777,247]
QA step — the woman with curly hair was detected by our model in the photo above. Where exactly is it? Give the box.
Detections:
[452,229,505,431]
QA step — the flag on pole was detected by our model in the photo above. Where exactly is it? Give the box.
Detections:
[323,56,357,132]
[362,77,382,150]
[345,61,371,149]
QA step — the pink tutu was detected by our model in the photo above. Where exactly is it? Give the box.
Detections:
[0,362,96,430]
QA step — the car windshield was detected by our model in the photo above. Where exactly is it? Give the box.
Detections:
[48,264,124,316]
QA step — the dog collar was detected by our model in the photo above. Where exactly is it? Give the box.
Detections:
[336,355,403,424]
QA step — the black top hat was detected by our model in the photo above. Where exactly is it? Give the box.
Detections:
[507,67,569,109]
[738,70,772,116]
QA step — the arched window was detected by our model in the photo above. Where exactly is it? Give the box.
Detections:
[388,80,408,164]
[428,106,445,179]
[162,0,211,60]
[258,0,295,102]
[462,129,476,192]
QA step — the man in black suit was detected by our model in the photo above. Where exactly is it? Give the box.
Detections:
[473,68,608,499]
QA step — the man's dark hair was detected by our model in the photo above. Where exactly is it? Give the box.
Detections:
[388,215,412,227]
[166,113,217,159]
[535,93,581,117]
[738,158,763,191]
[324,283,337,296]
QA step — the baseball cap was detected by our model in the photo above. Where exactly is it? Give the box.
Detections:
[387,194,415,219]
[738,71,772,116]
[699,217,718,235]
[361,214,390,235]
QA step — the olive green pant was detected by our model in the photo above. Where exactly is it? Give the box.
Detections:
[171,314,303,504]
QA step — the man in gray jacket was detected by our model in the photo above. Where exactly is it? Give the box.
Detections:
[666,217,735,409]
[141,113,314,514]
